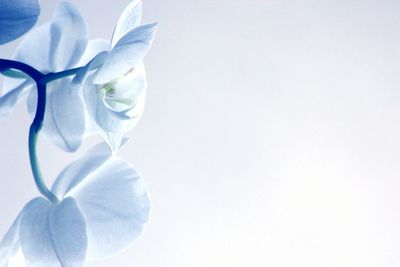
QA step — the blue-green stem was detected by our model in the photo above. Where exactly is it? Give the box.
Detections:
[0,59,83,203]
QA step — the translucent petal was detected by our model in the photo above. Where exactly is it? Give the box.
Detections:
[0,81,32,119]
[0,210,23,267]
[104,62,147,112]
[79,39,110,66]
[19,197,87,267]
[53,144,151,260]
[27,78,86,152]
[11,23,52,72]
[111,0,142,48]
[51,142,112,198]
[0,0,40,44]
[85,62,147,150]
[93,22,158,84]
[9,2,87,73]
[49,2,88,70]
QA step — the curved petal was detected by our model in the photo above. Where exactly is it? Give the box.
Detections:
[53,143,151,260]
[19,197,87,267]
[93,22,158,84]
[104,62,147,112]
[85,63,147,150]
[51,142,112,199]
[111,0,142,48]
[0,0,40,44]
[12,23,52,72]
[49,1,88,70]
[84,80,128,151]
[0,80,32,119]
[27,78,86,152]
[0,209,23,267]
[79,39,110,66]
[11,1,87,73]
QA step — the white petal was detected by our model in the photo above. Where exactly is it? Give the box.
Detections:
[0,211,23,267]
[111,0,142,48]
[0,81,32,119]
[27,78,86,152]
[49,2,88,70]
[48,198,88,267]
[12,23,52,71]
[93,22,158,84]
[19,197,87,267]
[51,79,86,152]
[79,39,110,66]
[51,142,112,198]
[53,144,151,260]
[85,63,147,150]
[100,131,125,152]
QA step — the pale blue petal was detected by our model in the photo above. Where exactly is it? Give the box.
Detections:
[74,51,109,136]
[12,23,52,71]
[101,131,125,152]
[111,0,142,48]
[93,22,158,84]
[49,2,88,70]
[0,80,32,119]
[48,198,88,267]
[27,78,86,152]
[19,197,87,267]
[79,39,110,66]
[83,79,130,151]
[53,144,151,260]
[0,210,23,266]
[51,142,112,198]
[85,63,147,150]
[0,0,40,44]
[19,198,58,266]
[49,78,86,152]
[10,2,87,73]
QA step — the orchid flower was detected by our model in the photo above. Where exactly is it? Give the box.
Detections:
[79,0,158,150]
[0,1,88,152]
[0,142,150,266]
[0,0,157,152]
[0,0,40,44]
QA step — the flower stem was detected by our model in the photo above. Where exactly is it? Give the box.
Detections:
[42,66,84,83]
[0,59,84,203]
[29,80,59,203]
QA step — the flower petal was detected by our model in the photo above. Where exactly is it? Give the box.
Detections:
[0,0,40,44]
[12,23,52,72]
[85,62,147,150]
[0,209,23,266]
[79,39,110,66]
[93,22,158,84]
[111,0,142,48]
[53,143,151,260]
[51,142,112,198]
[19,197,87,267]
[27,78,86,152]
[0,80,32,119]
[49,2,88,70]
[10,1,87,73]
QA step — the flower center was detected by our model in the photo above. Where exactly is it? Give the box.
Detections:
[100,69,137,106]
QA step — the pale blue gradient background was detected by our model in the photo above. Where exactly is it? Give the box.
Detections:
[2,0,400,266]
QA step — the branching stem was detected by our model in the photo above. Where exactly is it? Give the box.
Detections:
[0,59,84,203]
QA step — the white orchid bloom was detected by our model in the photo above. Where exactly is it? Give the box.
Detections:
[80,0,157,150]
[0,142,150,266]
[0,0,157,152]
[0,1,88,152]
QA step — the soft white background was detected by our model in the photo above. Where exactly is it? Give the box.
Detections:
[2,0,400,266]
